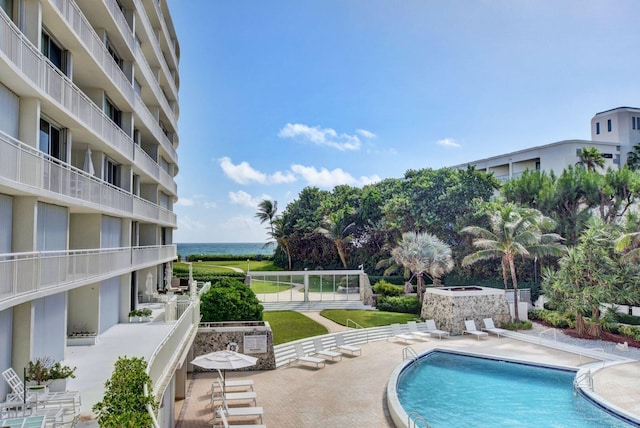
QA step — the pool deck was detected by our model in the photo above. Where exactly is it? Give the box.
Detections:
[176,317,640,427]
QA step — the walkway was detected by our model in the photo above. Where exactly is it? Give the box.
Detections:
[176,315,640,427]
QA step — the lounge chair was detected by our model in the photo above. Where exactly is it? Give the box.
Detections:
[389,323,414,344]
[218,395,264,424]
[291,343,325,368]
[463,320,489,340]
[407,321,431,341]
[312,338,342,361]
[334,334,361,356]
[214,405,266,428]
[211,379,257,407]
[424,319,450,339]
[214,368,254,391]
[482,318,508,337]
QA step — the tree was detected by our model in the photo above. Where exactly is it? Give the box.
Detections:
[93,356,157,428]
[461,204,565,321]
[270,215,292,270]
[255,199,277,235]
[626,144,640,171]
[316,208,356,269]
[200,277,263,322]
[388,232,454,303]
[577,147,605,172]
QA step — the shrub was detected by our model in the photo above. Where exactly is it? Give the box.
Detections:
[93,356,157,428]
[619,325,640,341]
[528,309,571,328]
[614,312,640,326]
[372,280,403,297]
[369,276,405,287]
[376,296,420,314]
[25,357,76,384]
[503,320,532,331]
[200,277,263,322]
[128,308,152,318]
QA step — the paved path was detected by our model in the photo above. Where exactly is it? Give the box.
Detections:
[176,313,640,427]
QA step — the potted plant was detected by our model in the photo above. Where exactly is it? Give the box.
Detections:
[48,361,77,392]
[25,356,53,392]
[68,323,98,346]
[128,308,153,323]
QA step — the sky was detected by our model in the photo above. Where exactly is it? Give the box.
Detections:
[166,0,640,243]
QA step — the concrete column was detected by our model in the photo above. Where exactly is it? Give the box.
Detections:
[12,197,37,252]
[175,363,187,399]
[12,302,33,376]
[119,273,131,322]
[18,98,40,149]
[69,214,101,250]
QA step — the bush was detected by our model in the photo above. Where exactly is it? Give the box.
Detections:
[200,277,263,322]
[614,312,640,326]
[503,320,532,331]
[369,276,405,286]
[376,295,420,314]
[93,356,156,428]
[338,276,360,288]
[372,280,403,297]
[619,325,640,341]
[528,309,571,328]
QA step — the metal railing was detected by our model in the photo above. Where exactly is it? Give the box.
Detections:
[402,346,418,361]
[574,370,593,392]
[539,328,557,342]
[408,411,431,428]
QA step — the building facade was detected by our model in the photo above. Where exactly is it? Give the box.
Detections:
[0,0,195,425]
[452,107,640,180]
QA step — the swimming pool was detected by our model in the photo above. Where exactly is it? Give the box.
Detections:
[389,351,639,428]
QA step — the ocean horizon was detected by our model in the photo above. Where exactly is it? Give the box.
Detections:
[176,242,274,258]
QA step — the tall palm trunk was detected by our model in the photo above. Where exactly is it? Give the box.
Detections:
[508,255,519,322]
[417,273,424,304]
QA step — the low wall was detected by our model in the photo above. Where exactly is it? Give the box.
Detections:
[421,286,511,335]
[193,321,276,371]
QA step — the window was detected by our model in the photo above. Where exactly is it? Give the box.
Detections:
[607,119,612,132]
[41,31,66,74]
[134,79,142,97]
[633,117,637,130]
[105,97,122,128]
[104,157,120,187]
[535,161,541,170]
[603,153,613,159]
[36,202,68,251]
[0,0,14,21]
[39,118,66,162]
[106,39,123,70]
[596,122,600,135]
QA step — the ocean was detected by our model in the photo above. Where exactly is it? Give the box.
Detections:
[176,243,274,258]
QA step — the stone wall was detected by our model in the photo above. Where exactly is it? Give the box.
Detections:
[421,287,511,335]
[193,321,276,371]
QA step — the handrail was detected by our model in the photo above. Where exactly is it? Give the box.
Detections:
[346,319,364,329]
[408,411,431,428]
[539,328,557,342]
[574,370,593,392]
[402,346,418,361]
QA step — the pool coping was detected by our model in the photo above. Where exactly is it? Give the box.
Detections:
[386,348,640,428]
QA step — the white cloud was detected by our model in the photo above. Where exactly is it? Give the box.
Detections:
[203,201,217,209]
[219,156,267,184]
[175,198,194,206]
[279,123,369,151]
[269,171,296,184]
[177,215,204,231]
[229,190,272,208]
[290,164,379,188]
[436,138,461,148]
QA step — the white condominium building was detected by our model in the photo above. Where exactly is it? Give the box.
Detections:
[0,0,196,425]
[453,107,640,181]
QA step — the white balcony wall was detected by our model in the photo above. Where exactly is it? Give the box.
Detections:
[0,245,176,310]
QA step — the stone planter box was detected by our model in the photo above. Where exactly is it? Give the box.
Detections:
[67,334,97,346]
[129,316,151,323]
[26,383,48,394]
[48,378,67,392]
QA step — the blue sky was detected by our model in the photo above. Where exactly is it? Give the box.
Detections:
[166,0,640,243]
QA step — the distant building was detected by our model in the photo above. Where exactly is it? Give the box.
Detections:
[0,0,194,425]
[452,107,640,181]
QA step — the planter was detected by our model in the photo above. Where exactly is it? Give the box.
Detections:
[26,383,48,394]
[48,378,67,392]
[67,334,97,346]
[129,316,151,323]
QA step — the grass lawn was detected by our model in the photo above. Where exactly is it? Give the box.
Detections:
[175,260,281,274]
[249,280,291,294]
[320,309,418,328]
[263,311,328,345]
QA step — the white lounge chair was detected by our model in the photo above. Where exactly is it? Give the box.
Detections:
[214,405,266,428]
[334,334,361,356]
[213,368,254,391]
[463,320,489,340]
[424,319,450,339]
[211,379,257,407]
[389,323,414,344]
[312,338,342,361]
[219,394,264,423]
[291,343,325,368]
[482,318,508,337]
[407,321,431,341]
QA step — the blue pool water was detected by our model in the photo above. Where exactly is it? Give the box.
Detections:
[397,351,636,428]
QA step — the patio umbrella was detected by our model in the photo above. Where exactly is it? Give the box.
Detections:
[83,147,95,176]
[190,350,257,387]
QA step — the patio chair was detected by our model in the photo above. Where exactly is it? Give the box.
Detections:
[213,369,253,392]
[334,334,361,356]
[424,319,450,339]
[219,394,264,423]
[389,323,415,344]
[312,338,342,362]
[463,320,489,340]
[482,318,508,337]
[214,405,266,428]
[211,379,257,407]
[407,321,431,341]
[290,343,325,369]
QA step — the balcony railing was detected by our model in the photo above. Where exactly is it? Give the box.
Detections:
[147,0,179,71]
[0,131,177,226]
[133,144,177,195]
[0,245,177,309]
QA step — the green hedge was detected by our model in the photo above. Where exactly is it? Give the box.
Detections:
[368,276,405,286]
[376,296,420,315]
[528,309,572,328]
[619,325,640,341]
[200,277,263,322]
[185,254,273,262]
[614,313,640,326]
[372,280,403,297]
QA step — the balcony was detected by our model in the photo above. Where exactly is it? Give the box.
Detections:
[134,144,177,195]
[0,244,176,311]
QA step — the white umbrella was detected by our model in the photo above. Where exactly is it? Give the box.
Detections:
[145,272,154,301]
[191,350,257,387]
[83,147,95,176]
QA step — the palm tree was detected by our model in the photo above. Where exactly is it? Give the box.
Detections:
[255,199,278,235]
[614,230,640,263]
[316,208,355,269]
[577,147,605,172]
[388,232,454,303]
[461,204,565,321]
[626,144,640,171]
[269,215,292,270]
